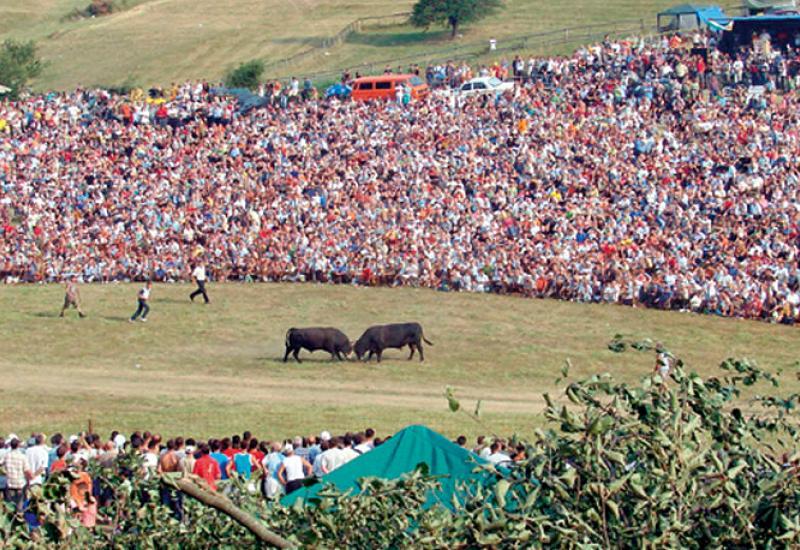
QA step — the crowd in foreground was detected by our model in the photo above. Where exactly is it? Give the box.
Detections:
[3,31,800,323]
[0,429,519,526]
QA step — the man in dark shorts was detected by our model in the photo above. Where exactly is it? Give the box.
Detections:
[60,277,86,318]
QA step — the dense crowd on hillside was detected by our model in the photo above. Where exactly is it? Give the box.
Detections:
[0,429,517,523]
[2,31,800,323]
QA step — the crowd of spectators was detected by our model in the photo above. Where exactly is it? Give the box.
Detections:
[2,31,800,323]
[0,428,518,526]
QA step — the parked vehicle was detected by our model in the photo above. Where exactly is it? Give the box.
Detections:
[351,74,429,102]
[455,77,514,96]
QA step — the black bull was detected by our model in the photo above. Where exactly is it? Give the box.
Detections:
[353,322,433,362]
[283,327,352,363]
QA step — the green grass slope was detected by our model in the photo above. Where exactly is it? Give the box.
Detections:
[2,0,679,91]
[0,283,796,440]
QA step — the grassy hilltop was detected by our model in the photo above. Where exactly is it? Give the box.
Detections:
[0,283,797,440]
[1,0,679,91]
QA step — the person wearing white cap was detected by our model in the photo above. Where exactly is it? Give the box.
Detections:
[277,443,312,495]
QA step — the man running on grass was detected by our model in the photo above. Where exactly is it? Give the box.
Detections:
[129,281,152,323]
[189,263,210,304]
[60,276,86,318]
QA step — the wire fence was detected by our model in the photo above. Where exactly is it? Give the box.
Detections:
[265,17,654,83]
[261,12,412,75]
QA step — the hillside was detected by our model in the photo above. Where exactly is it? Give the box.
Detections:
[1,0,679,91]
[0,283,796,439]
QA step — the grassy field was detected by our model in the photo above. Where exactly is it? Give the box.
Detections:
[0,283,797,442]
[1,0,679,91]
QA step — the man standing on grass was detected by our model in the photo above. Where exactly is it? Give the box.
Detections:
[129,281,152,323]
[60,276,86,318]
[189,263,210,304]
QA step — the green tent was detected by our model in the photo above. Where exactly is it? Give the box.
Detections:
[282,425,489,510]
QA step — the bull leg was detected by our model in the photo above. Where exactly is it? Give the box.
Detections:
[283,346,291,363]
[376,350,383,363]
[293,349,302,363]
[336,351,345,361]
[330,351,336,361]
[408,344,415,360]
[418,343,425,362]
[367,350,374,362]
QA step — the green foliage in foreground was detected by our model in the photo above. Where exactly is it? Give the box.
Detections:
[0,40,43,99]
[225,59,265,90]
[2,346,799,548]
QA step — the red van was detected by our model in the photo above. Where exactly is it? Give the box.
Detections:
[351,74,428,102]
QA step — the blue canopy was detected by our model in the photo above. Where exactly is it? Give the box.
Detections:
[657,4,730,31]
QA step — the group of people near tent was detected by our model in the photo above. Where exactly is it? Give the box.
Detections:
[0,426,516,527]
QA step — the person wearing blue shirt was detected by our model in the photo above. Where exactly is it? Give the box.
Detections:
[209,440,230,480]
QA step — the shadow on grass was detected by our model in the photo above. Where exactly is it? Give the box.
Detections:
[32,312,59,318]
[101,315,130,322]
[261,356,350,364]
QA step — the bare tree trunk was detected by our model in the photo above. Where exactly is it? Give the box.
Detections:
[169,476,294,548]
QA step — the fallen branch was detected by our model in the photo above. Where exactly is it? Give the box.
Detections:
[165,476,294,548]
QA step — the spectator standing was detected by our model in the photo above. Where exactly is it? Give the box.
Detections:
[192,444,221,491]
[277,444,312,495]
[209,440,230,481]
[1,438,28,513]
[261,442,285,498]
[24,434,49,486]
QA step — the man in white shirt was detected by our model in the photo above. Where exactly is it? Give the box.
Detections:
[319,438,344,475]
[339,437,360,465]
[354,428,375,454]
[189,263,210,304]
[486,442,512,466]
[277,444,312,495]
[25,434,49,486]
[129,281,152,322]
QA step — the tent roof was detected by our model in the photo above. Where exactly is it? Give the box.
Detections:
[658,3,723,15]
[282,424,490,510]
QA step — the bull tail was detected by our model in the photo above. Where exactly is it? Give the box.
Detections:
[285,328,295,348]
[422,333,434,346]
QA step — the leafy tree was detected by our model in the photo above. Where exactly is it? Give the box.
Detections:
[0,40,44,99]
[225,60,265,90]
[410,0,503,38]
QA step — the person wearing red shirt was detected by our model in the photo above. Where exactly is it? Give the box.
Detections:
[192,444,221,491]
[50,445,68,473]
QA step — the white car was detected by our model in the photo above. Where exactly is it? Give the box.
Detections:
[456,77,514,96]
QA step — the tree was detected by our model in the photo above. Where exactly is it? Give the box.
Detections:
[225,59,265,90]
[0,40,44,99]
[410,0,503,39]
